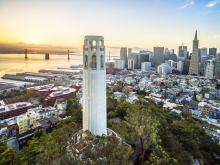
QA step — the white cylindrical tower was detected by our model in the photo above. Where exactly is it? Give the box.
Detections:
[83,36,106,135]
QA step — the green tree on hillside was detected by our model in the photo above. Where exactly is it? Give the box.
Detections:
[65,97,81,116]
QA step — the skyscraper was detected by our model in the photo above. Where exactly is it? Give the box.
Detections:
[128,48,132,57]
[209,48,217,58]
[152,46,164,68]
[178,43,187,60]
[138,50,150,69]
[201,47,207,57]
[128,53,138,69]
[204,59,215,79]
[83,36,106,135]
[189,30,199,75]
[128,59,134,70]
[120,47,128,68]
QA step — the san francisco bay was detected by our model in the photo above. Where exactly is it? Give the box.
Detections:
[0,54,83,80]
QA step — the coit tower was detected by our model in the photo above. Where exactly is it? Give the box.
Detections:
[83,36,107,135]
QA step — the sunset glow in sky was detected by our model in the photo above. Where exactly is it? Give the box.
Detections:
[0,0,220,52]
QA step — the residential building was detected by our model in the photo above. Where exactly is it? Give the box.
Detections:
[17,109,41,134]
[189,30,200,75]
[209,106,220,119]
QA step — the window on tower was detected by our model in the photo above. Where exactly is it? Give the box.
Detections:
[92,40,96,46]
[91,55,97,69]
[99,40,104,46]
[100,55,104,69]
[84,55,88,68]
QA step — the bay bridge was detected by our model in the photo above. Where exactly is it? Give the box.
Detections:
[20,49,72,60]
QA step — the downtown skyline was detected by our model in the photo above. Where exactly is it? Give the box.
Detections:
[0,0,220,54]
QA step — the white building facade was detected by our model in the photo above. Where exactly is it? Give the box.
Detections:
[141,62,151,72]
[157,63,170,75]
[128,59,134,70]
[114,59,125,69]
[177,61,183,73]
[83,36,107,135]
[204,59,215,79]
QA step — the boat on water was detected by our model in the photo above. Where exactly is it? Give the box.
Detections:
[70,64,83,68]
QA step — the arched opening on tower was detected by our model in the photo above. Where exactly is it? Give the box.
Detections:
[92,40,96,46]
[100,55,104,69]
[84,55,88,68]
[99,40,104,46]
[91,55,97,69]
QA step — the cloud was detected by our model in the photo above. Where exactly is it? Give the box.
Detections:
[179,1,194,9]
[205,1,219,8]
[214,34,220,39]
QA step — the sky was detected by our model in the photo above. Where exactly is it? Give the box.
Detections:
[0,0,220,54]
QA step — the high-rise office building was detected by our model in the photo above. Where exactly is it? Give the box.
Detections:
[204,59,215,79]
[152,46,164,68]
[83,36,106,135]
[141,62,151,72]
[128,48,132,57]
[178,43,187,60]
[120,47,128,68]
[169,49,174,55]
[128,59,134,70]
[209,48,217,58]
[216,53,220,61]
[138,50,150,69]
[200,56,207,69]
[114,59,125,69]
[215,61,220,78]
[164,48,170,58]
[128,53,138,69]
[157,63,170,75]
[189,30,200,75]
[166,60,174,67]
[177,61,183,73]
[201,47,207,57]
[182,60,190,74]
